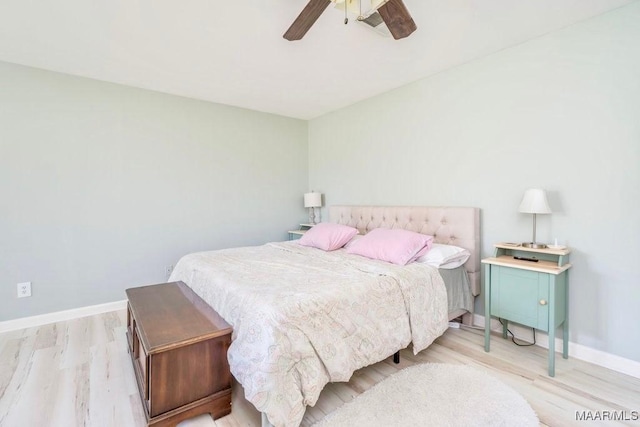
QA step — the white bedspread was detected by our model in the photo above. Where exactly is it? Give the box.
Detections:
[169,241,448,427]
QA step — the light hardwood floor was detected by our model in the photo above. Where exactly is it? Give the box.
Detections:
[1,310,638,426]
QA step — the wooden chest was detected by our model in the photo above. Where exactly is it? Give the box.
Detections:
[126,281,232,426]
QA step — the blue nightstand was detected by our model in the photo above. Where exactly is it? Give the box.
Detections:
[482,243,572,376]
[288,223,315,240]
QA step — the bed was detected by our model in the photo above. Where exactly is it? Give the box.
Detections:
[168,205,480,427]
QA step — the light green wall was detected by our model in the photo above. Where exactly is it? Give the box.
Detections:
[0,61,308,321]
[309,4,640,361]
[2,3,639,363]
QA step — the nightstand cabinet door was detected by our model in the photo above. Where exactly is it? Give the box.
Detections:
[490,266,549,331]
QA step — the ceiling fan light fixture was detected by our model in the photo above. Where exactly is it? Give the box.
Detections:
[333,0,387,20]
[283,0,414,41]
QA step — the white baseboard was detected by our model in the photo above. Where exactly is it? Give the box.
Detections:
[474,314,640,379]
[0,300,128,333]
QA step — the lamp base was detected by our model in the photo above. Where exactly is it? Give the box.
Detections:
[308,208,316,225]
[522,242,547,249]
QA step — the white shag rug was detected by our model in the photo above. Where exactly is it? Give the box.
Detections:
[312,363,539,427]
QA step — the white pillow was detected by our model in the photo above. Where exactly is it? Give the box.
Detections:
[415,243,470,269]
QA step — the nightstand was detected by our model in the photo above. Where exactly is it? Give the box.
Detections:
[288,223,315,240]
[482,243,572,377]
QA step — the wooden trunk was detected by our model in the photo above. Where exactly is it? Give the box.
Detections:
[126,281,233,426]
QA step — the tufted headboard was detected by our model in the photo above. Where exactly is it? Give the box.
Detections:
[329,206,481,296]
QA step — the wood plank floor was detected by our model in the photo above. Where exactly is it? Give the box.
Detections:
[1,310,638,426]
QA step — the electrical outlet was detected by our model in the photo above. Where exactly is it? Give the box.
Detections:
[17,282,32,298]
[165,265,174,280]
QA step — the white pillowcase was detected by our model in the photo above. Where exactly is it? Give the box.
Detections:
[415,243,470,269]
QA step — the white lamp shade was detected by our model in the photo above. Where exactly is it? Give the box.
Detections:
[304,192,322,208]
[518,189,551,214]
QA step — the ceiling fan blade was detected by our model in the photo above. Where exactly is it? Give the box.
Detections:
[283,0,332,41]
[377,0,417,40]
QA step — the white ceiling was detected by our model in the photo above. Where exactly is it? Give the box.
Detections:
[0,0,634,119]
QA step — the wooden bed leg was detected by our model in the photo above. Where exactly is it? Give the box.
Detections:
[393,351,400,364]
[462,312,474,326]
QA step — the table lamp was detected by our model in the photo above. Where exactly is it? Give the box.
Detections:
[304,191,323,224]
[518,188,551,249]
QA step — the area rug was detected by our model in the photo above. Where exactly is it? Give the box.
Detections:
[312,363,539,427]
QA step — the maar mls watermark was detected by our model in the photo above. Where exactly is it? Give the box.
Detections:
[575,410,639,422]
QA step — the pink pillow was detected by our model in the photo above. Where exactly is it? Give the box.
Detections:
[346,228,433,265]
[298,223,358,251]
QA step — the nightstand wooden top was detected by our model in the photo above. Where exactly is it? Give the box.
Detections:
[482,256,572,275]
[494,242,571,256]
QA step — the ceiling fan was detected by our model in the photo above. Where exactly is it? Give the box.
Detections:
[283,0,417,41]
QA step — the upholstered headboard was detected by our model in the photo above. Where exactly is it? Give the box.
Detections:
[329,206,481,296]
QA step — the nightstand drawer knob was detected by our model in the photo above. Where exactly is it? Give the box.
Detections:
[539,299,548,306]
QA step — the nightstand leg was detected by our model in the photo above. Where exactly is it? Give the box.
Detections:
[484,265,491,352]
[563,322,569,359]
[548,328,556,377]
[502,320,508,339]
[548,277,557,377]
[563,270,569,359]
